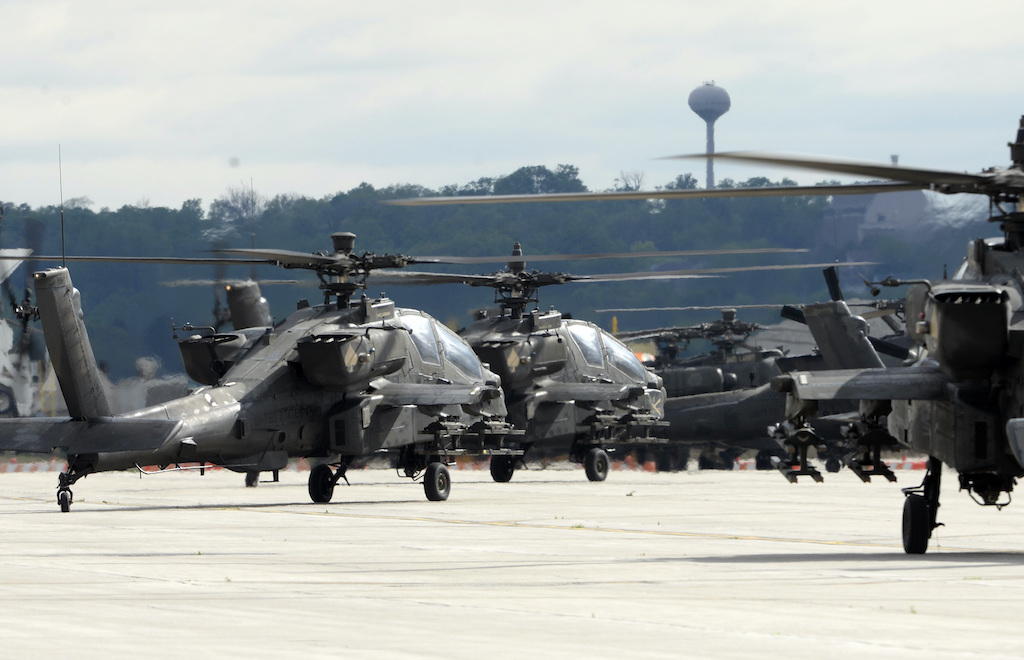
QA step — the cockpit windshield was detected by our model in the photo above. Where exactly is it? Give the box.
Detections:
[435,322,484,381]
[604,334,647,381]
[567,323,604,368]
[401,313,441,365]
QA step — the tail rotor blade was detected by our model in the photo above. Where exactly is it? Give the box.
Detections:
[824,266,844,301]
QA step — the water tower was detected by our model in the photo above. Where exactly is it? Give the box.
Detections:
[688,82,731,189]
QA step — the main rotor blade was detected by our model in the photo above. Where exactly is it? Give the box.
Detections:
[413,247,808,264]
[385,182,922,206]
[159,278,302,287]
[369,261,874,287]
[210,247,341,266]
[601,299,903,314]
[367,271,501,286]
[596,303,796,313]
[667,151,990,188]
[32,255,272,266]
[575,261,874,282]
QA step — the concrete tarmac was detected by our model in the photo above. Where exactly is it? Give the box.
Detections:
[3,464,1024,659]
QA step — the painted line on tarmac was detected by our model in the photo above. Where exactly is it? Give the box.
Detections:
[252,506,923,551]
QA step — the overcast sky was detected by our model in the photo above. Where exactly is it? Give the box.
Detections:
[3,0,1022,211]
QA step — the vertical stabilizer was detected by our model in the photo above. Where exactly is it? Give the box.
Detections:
[34,268,112,418]
[803,301,885,370]
[226,280,272,329]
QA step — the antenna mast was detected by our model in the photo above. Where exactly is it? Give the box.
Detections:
[58,145,66,266]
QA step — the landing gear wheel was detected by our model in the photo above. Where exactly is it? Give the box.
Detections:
[584,448,609,482]
[754,450,774,471]
[902,494,931,554]
[308,464,336,503]
[489,455,516,483]
[424,462,451,501]
[245,471,259,488]
[58,489,71,513]
[825,457,842,473]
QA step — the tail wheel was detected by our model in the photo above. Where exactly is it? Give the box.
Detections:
[489,455,516,483]
[584,448,609,482]
[424,462,451,501]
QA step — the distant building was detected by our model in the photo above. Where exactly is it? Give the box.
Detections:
[825,189,986,244]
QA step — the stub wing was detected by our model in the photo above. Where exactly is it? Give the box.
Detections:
[534,382,640,403]
[0,417,182,455]
[774,366,950,402]
[368,380,498,407]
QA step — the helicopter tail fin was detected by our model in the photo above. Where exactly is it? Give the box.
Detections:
[34,267,112,419]
[803,301,886,370]
[226,280,272,329]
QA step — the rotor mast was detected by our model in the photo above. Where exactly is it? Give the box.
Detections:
[996,116,1024,250]
[312,232,412,307]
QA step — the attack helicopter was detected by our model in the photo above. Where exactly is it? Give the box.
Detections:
[0,232,526,510]
[369,243,874,482]
[712,120,1024,554]
[392,116,1024,554]
[612,307,777,395]
[604,270,911,471]
[610,307,787,470]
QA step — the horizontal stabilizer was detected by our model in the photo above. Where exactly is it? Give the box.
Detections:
[0,417,181,455]
[774,366,949,402]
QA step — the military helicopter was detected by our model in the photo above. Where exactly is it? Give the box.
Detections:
[713,120,1024,554]
[612,307,777,394]
[602,275,909,471]
[392,116,1024,554]
[608,307,788,469]
[0,232,528,510]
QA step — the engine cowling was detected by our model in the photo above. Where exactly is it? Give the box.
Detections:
[912,283,1009,378]
[296,330,405,389]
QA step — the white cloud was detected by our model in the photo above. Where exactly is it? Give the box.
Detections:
[2,0,1022,210]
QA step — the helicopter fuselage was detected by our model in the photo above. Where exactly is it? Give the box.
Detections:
[94,300,510,474]
[460,310,666,460]
[888,235,1024,489]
